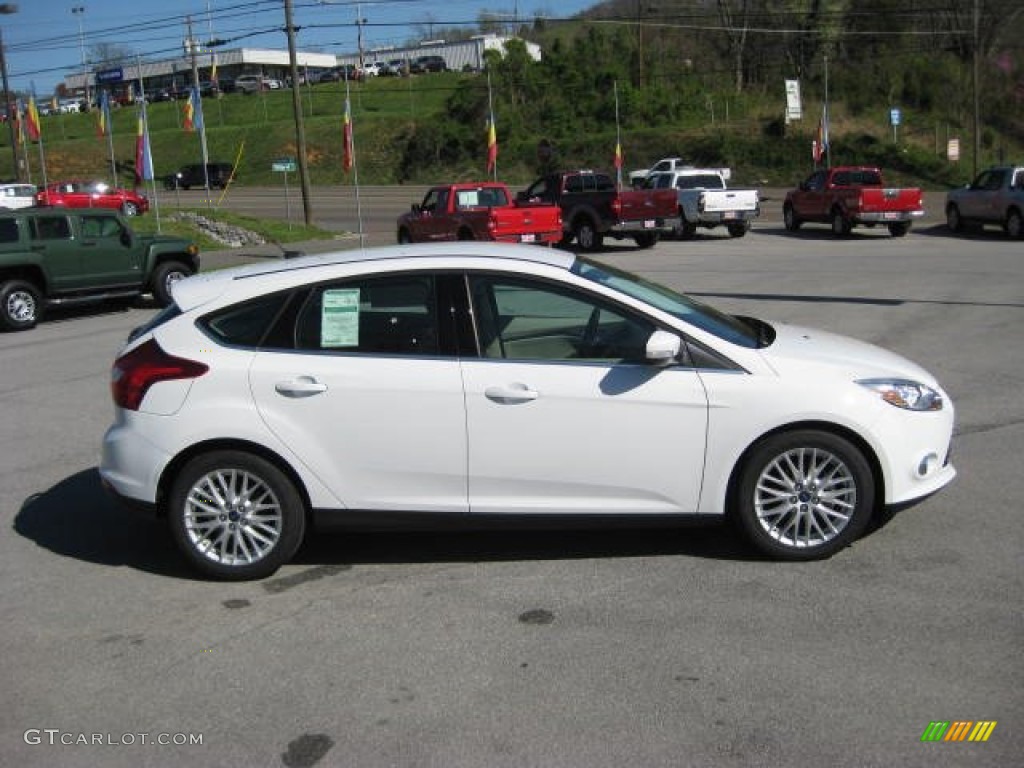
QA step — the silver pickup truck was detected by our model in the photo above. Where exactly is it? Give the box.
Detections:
[645,169,760,238]
[945,166,1024,238]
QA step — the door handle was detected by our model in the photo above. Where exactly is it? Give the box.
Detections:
[275,376,328,397]
[484,383,539,404]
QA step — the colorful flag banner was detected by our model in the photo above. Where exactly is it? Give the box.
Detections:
[183,87,203,133]
[342,96,354,173]
[614,141,623,170]
[96,90,112,138]
[25,95,41,142]
[486,113,497,174]
[135,113,154,183]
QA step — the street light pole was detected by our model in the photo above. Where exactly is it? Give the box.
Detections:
[71,5,90,108]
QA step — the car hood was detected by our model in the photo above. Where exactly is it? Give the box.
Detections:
[757,322,938,384]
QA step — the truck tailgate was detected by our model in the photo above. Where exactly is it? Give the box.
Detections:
[700,189,759,214]
[859,187,923,213]
[493,205,562,242]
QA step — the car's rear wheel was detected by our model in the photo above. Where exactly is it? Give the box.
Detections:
[397,228,412,244]
[168,451,306,580]
[633,232,658,249]
[732,430,874,560]
[574,218,603,251]
[151,260,193,306]
[888,222,911,237]
[830,209,852,236]
[783,204,801,232]
[0,279,42,331]
[121,201,139,217]
[727,221,750,238]
[946,204,963,233]
[1005,208,1023,239]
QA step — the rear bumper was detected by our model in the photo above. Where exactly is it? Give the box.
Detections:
[856,209,925,223]
[608,217,677,235]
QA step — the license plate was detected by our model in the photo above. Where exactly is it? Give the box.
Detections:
[520,233,536,242]
[723,211,737,220]
[644,220,655,229]
[883,212,899,220]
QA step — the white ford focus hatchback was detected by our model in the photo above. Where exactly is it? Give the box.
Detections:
[101,243,956,580]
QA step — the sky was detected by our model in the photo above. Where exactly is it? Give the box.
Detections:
[2,0,598,96]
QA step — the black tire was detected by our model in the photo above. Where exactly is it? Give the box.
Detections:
[783,204,801,232]
[727,221,750,238]
[830,208,852,237]
[888,222,911,237]
[168,450,307,580]
[574,218,603,252]
[633,232,658,249]
[732,430,875,560]
[457,228,475,241]
[151,260,193,306]
[1005,208,1023,239]
[0,279,42,332]
[397,228,412,244]
[122,201,140,217]
[945,204,963,233]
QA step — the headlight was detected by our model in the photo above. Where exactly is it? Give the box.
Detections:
[857,378,943,411]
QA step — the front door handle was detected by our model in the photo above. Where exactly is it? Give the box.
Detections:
[484,382,539,404]
[275,376,328,397]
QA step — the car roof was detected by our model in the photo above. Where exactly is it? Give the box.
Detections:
[172,243,577,312]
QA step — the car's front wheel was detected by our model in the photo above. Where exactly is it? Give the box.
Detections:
[0,279,42,331]
[946,204,963,233]
[168,451,307,580]
[732,430,874,560]
[783,204,801,232]
[1005,208,1023,239]
[151,260,193,306]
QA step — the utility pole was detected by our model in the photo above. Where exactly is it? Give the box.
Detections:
[185,16,211,199]
[284,0,312,225]
[0,4,19,181]
[972,0,980,178]
[72,6,90,108]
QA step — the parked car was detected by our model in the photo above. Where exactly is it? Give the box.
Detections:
[35,180,149,217]
[783,166,924,237]
[0,183,37,210]
[945,166,1024,238]
[317,65,361,83]
[361,62,383,77]
[163,163,234,191]
[397,182,562,244]
[409,55,447,73]
[233,74,279,93]
[99,242,956,580]
[644,168,760,238]
[520,170,679,250]
[0,207,199,331]
[381,59,408,76]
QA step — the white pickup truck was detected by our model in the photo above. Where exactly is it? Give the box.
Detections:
[644,168,760,238]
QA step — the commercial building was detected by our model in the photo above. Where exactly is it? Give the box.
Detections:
[336,35,542,73]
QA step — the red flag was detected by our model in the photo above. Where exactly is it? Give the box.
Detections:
[342,97,354,172]
[25,96,41,142]
[183,89,196,132]
[486,114,497,173]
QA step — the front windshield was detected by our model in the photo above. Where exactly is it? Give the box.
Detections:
[571,257,763,348]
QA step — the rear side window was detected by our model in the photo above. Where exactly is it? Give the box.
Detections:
[199,292,292,348]
[296,274,440,356]
[0,218,19,243]
[30,216,72,241]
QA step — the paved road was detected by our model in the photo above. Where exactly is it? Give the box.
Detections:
[1,205,1021,767]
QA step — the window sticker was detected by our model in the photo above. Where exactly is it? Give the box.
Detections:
[321,288,360,347]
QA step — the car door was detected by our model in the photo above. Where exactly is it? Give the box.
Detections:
[76,214,142,287]
[409,188,452,241]
[460,273,709,516]
[28,213,82,292]
[792,170,827,219]
[248,273,469,513]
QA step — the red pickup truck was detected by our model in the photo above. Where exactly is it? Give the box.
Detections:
[519,170,679,251]
[397,182,562,245]
[783,166,924,237]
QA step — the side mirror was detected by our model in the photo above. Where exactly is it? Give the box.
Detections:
[645,330,682,365]
[410,204,421,213]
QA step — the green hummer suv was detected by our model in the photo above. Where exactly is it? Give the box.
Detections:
[0,208,200,331]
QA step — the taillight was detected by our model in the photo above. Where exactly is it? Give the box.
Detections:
[111,339,208,411]
[611,197,622,217]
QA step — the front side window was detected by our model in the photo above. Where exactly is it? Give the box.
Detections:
[80,215,124,239]
[469,274,655,363]
[296,274,440,356]
[571,257,763,348]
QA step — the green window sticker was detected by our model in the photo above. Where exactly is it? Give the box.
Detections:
[321,288,360,347]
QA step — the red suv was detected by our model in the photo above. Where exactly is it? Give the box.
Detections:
[36,180,150,217]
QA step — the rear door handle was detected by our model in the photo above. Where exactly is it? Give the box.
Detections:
[275,376,328,397]
[485,383,539,404]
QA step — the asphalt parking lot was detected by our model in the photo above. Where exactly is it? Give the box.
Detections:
[1,212,1021,767]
